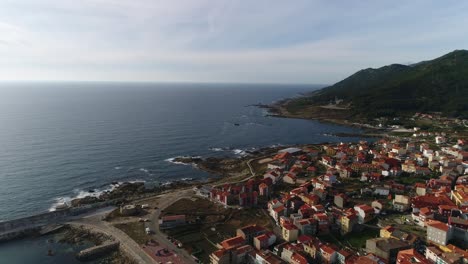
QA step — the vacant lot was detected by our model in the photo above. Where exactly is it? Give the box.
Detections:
[114,222,149,245]
[163,198,273,263]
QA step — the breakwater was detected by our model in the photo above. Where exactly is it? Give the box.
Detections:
[76,241,120,261]
[0,199,119,242]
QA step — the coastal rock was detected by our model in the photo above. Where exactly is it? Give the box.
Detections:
[172,156,202,164]
[71,196,101,207]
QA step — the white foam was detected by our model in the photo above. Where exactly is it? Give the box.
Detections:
[165,156,201,166]
[48,182,122,212]
[180,177,194,181]
[209,147,224,152]
[139,168,150,174]
[232,149,248,157]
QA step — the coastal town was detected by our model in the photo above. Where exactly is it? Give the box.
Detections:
[199,126,468,264]
[1,113,467,264]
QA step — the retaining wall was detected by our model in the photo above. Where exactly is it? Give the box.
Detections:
[76,241,120,261]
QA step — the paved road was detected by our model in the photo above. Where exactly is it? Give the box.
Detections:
[69,189,197,264]
[147,189,197,264]
[70,218,157,264]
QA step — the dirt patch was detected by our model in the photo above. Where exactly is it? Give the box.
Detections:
[162,198,274,263]
[114,222,149,245]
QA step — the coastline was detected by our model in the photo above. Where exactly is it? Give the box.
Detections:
[255,100,388,135]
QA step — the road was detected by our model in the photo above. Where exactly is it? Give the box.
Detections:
[147,189,197,264]
[70,217,157,264]
[69,189,197,264]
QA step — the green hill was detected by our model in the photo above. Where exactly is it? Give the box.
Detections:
[286,50,468,119]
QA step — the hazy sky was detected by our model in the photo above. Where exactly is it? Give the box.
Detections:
[1,0,468,84]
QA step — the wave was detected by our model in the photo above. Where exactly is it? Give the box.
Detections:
[209,147,225,152]
[165,156,201,166]
[48,182,121,212]
[139,168,150,174]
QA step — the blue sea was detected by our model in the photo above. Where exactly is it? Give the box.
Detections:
[0,82,365,222]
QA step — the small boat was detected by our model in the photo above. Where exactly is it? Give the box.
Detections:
[234,123,240,126]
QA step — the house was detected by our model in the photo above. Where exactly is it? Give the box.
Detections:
[451,185,468,209]
[232,245,254,264]
[425,246,442,263]
[236,225,266,244]
[159,214,186,229]
[334,193,347,209]
[300,193,320,206]
[348,253,386,264]
[354,204,374,224]
[259,182,271,197]
[380,226,394,238]
[426,220,452,246]
[411,194,455,213]
[238,191,258,207]
[336,249,353,264]
[210,248,230,264]
[270,205,286,223]
[254,250,286,264]
[341,213,358,235]
[413,207,434,227]
[393,194,411,212]
[314,213,330,234]
[220,236,246,251]
[295,218,318,236]
[397,249,430,264]
[374,186,390,196]
[290,253,309,264]
[280,243,302,262]
[264,170,282,183]
[253,231,276,250]
[365,237,411,263]
[283,173,297,184]
[282,223,299,242]
[320,244,338,264]
[372,200,387,213]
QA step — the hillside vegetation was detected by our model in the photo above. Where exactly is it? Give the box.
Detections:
[285,50,468,119]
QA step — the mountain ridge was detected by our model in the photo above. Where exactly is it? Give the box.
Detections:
[284,50,468,119]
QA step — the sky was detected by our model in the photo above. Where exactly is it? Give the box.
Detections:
[0,0,468,84]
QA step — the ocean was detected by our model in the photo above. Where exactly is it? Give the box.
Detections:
[0,82,365,222]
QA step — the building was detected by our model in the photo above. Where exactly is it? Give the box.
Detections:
[341,213,358,235]
[393,195,411,212]
[334,193,347,209]
[425,246,442,263]
[254,250,286,264]
[320,244,338,264]
[282,223,299,242]
[354,204,374,224]
[236,225,266,244]
[336,249,353,264]
[210,249,230,264]
[365,237,411,263]
[220,236,246,250]
[451,185,468,209]
[426,220,452,246]
[159,214,186,229]
[253,231,276,250]
[396,249,430,264]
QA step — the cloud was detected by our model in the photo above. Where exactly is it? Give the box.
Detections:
[0,0,467,83]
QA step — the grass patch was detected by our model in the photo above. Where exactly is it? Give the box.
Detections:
[114,222,148,245]
[342,228,379,249]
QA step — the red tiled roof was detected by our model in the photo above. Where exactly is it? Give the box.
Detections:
[321,244,337,255]
[426,220,449,232]
[220,236,245,250]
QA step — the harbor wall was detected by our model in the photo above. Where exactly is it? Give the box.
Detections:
[0,199,119,235]
[76,241,120,261]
